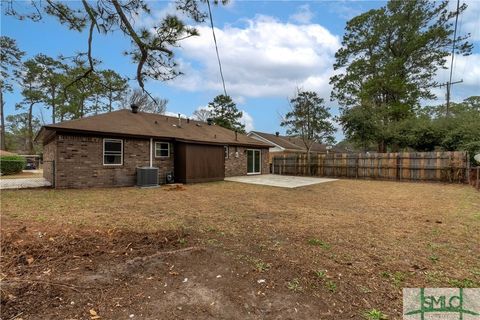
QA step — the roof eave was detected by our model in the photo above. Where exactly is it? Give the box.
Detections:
[40,126,272,148]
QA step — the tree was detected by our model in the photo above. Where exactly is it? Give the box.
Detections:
[0,36,25,150]
[208,95,245,133]
[5,113,41,153]
[61,59,103,119]
[4,0,226,96]
[34,54,67,124]
[330,0,472,152]
[428,97,480,160]
[281,90,336,173]
[15,59,44,154]
[192,107,212,122]
[99,69,128,112]
[121,88,167,114]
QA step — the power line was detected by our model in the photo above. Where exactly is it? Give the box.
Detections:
[206,0,228,97]
[445,0,461,115]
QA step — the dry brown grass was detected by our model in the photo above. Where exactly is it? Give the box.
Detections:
[1,179,479,319]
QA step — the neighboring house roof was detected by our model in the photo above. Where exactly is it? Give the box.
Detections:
[37,109,271,148]
[248,131,303,151]
[0,150,17,156]
[249,131,327,152]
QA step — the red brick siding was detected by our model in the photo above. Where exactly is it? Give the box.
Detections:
[224,146,269,177]
[54,134,173,188]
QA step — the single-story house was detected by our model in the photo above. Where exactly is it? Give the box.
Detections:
[247,131,336,164]
[36,106,271,188]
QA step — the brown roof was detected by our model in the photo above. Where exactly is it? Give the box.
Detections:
[37,110,271,148]
[249,131,303,151]
[250,131,327,152]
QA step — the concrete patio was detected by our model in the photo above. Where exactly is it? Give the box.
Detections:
[225,174,338,188]
[0,177,51,190]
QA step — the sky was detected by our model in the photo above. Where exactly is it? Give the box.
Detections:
[1,0,480,141]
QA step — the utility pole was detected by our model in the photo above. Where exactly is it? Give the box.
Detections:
[434,79,463,116]
[436,0,462,117]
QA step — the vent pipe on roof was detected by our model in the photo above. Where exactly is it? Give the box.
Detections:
[235,130,238,141]
[206,118,213,125]
[275,131,279,137]
[131,104,139,113]
[178,113,181,127]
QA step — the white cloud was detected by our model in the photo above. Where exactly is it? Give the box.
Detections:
[169,15,341,99]
[289,4,314,24]
[240,110,254,132]
[431,53,480,103]
[451,0,480,41]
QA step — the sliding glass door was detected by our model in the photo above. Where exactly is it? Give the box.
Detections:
[247,149,261,174]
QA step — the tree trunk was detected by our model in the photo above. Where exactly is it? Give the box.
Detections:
[51,85,56,124]
[377,140,386,153]
[80,99,84,118]
[0,89,5,150]
[109,92,113,112]
[27,102,34,154]
[307,147,312,176]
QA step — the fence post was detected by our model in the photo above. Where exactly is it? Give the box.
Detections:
[396,154,401,181]
[355,154,359,179]
[466,153,470,184]
[476,167,480,189]
[52,160,55,188]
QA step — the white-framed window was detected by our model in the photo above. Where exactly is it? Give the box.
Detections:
[103,138,123,165]
[155,142,170,158]
[224,145,229,159]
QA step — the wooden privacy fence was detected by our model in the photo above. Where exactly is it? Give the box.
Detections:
[272,151,468,183]
[470,167,480,190]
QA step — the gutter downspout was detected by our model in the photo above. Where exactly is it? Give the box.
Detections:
[150,138,153,167]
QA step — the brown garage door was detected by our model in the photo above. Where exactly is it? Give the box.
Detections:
[174,142,225,183]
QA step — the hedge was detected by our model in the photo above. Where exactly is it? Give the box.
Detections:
[0,155,27,175]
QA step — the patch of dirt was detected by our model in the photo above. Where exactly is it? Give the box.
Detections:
[1,221,325,320]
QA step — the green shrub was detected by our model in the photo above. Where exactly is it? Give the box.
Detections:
[0,155,26,175]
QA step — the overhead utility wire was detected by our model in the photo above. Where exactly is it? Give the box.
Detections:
[446,0,461,114]
[206,0,228,96]
[434,0,463,116]
[448,0,460,88]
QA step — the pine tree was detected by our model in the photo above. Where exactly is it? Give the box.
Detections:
[208,95,245,133]
[330,0,472,152]
[281,90,336,173]
[0,36,25,150]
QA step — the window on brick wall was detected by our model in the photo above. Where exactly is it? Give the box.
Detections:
[103,139,123,165]
[224,145,229,159]
[155,142,170,157]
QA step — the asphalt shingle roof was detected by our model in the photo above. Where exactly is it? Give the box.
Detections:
[250,131,327,152]
[38,110,271,148]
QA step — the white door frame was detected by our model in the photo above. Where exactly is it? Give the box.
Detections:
[247,149,261,175]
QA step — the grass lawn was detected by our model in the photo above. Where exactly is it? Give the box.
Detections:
[1,180,479,319]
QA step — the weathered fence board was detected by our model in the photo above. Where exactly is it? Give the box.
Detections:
[272,151,468,183]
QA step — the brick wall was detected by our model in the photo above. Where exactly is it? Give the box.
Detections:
[225,146,269,177]
[42,139,56,185]
[54,134,173,188]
